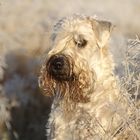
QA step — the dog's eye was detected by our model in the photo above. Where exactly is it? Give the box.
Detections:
[74,35,87,48]
[74,39,87,48]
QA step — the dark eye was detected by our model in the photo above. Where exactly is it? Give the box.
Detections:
[74,35,87,48]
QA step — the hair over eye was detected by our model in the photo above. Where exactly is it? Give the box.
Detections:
[74,35,87,48]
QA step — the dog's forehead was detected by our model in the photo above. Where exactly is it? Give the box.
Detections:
[54,16,93,33]
[52,19,95,43]
[72,22,93,35]
[65,19,93,33]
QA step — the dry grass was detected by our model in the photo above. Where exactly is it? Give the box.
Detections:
[114,37,140,139]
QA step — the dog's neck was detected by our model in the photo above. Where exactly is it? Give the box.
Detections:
[93,49,115,81]
[52,72,119,115]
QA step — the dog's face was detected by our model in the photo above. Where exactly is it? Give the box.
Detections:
[39,15,113,103]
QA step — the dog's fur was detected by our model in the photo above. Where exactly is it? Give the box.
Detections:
[39,15,137,140]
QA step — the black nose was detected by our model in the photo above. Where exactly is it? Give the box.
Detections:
[47,54,71,81]
[51,57,64,71]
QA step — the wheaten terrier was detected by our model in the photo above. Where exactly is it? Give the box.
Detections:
[39,15,139,140]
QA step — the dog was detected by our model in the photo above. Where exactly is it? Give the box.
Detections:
[39,15,138,140]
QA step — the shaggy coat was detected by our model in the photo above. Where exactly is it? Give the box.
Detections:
[39,15,138,140]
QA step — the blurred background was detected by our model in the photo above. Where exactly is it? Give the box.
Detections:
[0,0,140,140]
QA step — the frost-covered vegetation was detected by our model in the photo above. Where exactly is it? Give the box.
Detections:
[0,0,140,140]
[111,37,140,139]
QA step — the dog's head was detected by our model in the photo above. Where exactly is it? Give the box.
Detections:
[39,15,113,103]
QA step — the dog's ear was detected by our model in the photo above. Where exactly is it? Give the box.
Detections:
[90,19,114,48]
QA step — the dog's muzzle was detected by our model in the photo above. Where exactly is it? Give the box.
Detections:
[47,54,73,81]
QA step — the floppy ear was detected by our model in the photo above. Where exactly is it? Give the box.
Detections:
[90,19,114,48]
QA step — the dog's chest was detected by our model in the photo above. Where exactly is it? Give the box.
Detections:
[47,95,124,140]
[47,101,107,140]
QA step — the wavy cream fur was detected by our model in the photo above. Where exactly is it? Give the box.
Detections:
[39,15,137,140]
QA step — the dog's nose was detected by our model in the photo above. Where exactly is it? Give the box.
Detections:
[51,57,64,71]
[47,54,72,81]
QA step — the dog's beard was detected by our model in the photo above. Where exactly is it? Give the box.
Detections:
[39,57,96,103]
